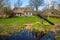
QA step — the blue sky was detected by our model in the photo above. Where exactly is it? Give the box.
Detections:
[10,0,29,7]
[10,0,60,10]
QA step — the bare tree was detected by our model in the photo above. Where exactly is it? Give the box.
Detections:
[0,0,3,8]
[0,0,3,10]
[29,0,44,11]
[0,0,12,18]
[14,0,22,8]
[58,4,60,11]
[46,0,57,19]
[2,0,11,8]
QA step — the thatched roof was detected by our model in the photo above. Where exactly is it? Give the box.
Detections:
[13,7,32,14]
[42,9,60,15]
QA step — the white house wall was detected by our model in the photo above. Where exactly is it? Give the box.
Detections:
[24,12,32,16]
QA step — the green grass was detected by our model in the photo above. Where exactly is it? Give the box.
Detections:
[48,17,60,23]
[0,16,41,35]
[0,16,40,27]
[0,16,60,35]
[56,37,60,40]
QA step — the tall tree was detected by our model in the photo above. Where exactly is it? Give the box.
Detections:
[29,0,44,11]
[0,0,4,8]
[0,0,12,18]
[2,0,11,8]
[14,0,22,8]
[58,4,60,11]
[0,0,3,8]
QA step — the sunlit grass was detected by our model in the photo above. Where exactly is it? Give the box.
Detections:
[0,16,60,35]
[48,17,60,23]
[0,16,41,35]
[56,37,60,40]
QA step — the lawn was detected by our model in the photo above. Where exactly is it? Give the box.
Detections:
[0,16,40,28]
[0,16,41,35]
[0,16,60,35]
[48,17,60,24]
[56,37,60,40]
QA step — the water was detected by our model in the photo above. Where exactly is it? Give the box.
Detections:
[9,30,56,40]
[9,30,36,40]
[40,32,56,40]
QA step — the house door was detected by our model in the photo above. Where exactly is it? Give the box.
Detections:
[19,13,22,16]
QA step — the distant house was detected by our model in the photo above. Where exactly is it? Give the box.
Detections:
[0,13,6,18]
[0,11,8,18]
[13,7,33,16]
[43,9,60,15]
[0,13,9,18]
[42,9,60,18]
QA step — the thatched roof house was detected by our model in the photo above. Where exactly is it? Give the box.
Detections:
[13,7,33,16]
[42,9,60,17]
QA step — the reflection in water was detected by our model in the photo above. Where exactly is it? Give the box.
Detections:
[9,30,36,40]
[9,30,55,40]
[40,32,56,40]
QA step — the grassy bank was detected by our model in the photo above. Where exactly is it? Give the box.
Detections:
[0,16,60,35]
[56,37,60,40]
[0,16,41,35]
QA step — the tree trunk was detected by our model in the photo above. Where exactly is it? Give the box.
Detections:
[36,7,38,11]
